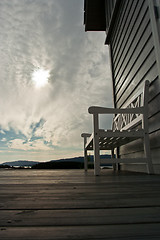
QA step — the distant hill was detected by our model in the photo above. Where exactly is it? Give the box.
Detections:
[32,157,85,169]
[51,156,85,163]
[1,160,39,167]
[32,160,85,169]
[50,154,111,163]
[0,155,111,169]
[32,155,111,169]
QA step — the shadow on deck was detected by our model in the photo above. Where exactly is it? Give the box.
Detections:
[0,169,160,239]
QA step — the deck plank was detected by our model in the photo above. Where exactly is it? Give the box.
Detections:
[1,225,160,240]
[0,207,160,226]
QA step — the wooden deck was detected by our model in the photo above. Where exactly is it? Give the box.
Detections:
[0,169,160,239]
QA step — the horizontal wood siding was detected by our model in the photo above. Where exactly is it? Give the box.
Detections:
[107,0,160,173]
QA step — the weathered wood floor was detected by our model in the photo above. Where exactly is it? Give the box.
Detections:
[0,169,160,239]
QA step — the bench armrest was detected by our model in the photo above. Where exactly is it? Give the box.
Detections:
[81,133,92,138]
[88,106,144,114]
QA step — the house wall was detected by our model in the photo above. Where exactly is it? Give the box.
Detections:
[105,0,160,174]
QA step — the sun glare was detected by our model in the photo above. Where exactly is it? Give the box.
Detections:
[32,68,50,88]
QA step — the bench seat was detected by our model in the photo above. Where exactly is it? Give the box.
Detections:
[85,129,144,150]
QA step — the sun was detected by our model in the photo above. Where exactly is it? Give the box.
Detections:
[32,68,50,88]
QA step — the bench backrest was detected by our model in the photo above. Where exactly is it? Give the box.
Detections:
[112,80,149,131]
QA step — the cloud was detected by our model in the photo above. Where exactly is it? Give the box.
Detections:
[8,138,53,151]
[0,130,5,135]
[0,0,112,162]
[1,138,7,142]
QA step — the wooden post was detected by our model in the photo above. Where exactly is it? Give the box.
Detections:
[93,113,100,176]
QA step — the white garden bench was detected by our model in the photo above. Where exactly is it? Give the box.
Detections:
[81,80,154,175]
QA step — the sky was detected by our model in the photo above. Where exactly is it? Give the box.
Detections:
[0,0,112,163]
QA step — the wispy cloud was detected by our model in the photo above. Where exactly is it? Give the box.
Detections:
[8,138,53,151]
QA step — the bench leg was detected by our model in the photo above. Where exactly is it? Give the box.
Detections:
[94,138,100,176]
[112,149,116,171]
[93,113,100,176]
[144,134,154,174]
[83,135,88,172]
[116,147,121,171]
[84,149,88,172]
